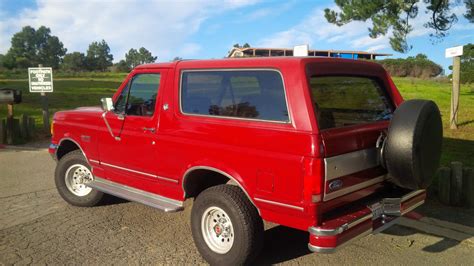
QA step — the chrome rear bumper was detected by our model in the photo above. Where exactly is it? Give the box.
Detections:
[308,189,426,253]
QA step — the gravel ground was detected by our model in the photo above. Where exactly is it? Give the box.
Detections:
[1,147,473,265]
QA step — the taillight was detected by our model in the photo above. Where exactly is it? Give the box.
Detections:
[303,157,324,203]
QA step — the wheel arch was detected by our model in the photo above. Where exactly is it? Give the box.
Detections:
[182,166,259,213]
[56,137,87,161]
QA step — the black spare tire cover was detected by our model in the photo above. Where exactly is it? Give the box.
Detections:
[384,99,443,190]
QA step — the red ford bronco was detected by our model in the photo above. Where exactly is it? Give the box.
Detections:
[49,57,442,264]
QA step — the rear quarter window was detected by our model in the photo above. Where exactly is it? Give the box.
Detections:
[181,70,289,122]
[309,76,393,130]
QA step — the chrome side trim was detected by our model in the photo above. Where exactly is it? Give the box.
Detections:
[254,197,304,211]
[178,68,292,125]
[89,159,100,164]
[100,161,179,184]
[309,213,372,236]
[324,148,379,181]
[324,175,386,201]
[401,200,425,215]
[182,166,260,213]
[88,176,183,213]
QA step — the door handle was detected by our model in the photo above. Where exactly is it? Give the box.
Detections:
[143,127,156,133]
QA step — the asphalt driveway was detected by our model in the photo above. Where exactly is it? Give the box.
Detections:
[1,146,473,265]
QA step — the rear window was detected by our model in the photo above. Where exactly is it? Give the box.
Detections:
[309,76,393,130]
[181,70,289,122]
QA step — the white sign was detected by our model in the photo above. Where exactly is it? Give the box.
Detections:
[293,44,309,56]
[445,46,463,58]
[28,67,53,93]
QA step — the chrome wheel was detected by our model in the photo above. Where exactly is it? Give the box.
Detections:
[201,206,235,254]
[64,164,93,196]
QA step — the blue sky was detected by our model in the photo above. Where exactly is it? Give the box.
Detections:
[1,0,473,73]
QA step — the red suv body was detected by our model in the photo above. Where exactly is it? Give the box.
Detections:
[50,57,429,261]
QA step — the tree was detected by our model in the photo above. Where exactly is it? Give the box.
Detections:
[124,47,157,69]
[85,40,113,71]
[115,60,131,72]
[449,43,474,83]
[61,52,86,71]
[4,25,66,69]
[233,43,251,48]
[378,53,443,78]
[325,0,474,53]
[172,56,183,61]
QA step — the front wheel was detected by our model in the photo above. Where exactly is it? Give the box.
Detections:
[191,185,263,265]
[55,150,103,207]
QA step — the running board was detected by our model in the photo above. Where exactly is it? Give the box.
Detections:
[88,177,184,213]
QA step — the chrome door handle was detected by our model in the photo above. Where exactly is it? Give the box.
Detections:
[143,127,156,133]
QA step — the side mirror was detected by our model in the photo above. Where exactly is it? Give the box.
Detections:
[101,97,114,112]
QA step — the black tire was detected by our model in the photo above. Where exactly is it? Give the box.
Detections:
[55,150,104,207]
[191,185,263,265]
[384,99,443,190]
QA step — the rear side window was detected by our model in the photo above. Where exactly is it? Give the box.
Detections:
[181,70,289,122]
[309,76,393,130]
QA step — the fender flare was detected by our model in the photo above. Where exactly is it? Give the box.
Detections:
[56,137,88,161]
[182,165,260,213]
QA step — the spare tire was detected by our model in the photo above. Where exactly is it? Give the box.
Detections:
[384,99,443,190]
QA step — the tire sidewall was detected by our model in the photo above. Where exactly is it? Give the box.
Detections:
[191,188,254,265]
[55,151,102,207]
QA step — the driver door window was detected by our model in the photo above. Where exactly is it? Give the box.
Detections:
[115,73,161,116]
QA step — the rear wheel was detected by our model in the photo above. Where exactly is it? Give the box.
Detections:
[55,150,103,207]
[191,185,263,265]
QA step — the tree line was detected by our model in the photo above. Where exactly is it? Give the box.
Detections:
[376,54,443,79]
[0,26,158,72]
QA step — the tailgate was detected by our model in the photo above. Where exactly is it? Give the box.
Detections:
[306,67,397,211]
[321,122,388,204]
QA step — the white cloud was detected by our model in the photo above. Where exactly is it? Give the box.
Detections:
[178,43,202,57]
[241,1,295,22]
[257,7,377,50]
[0,0,259,61]
[257,2,471,53]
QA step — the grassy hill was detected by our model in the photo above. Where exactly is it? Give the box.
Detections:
[0,74,473,168]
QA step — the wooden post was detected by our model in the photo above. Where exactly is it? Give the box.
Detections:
[462,168,474,208]
[450,56,461,129]
[20,114,29,139]
[28,117,36,135]
[0,118,5,144]
[437,167,451,205]
[6,103,13,144]
[41,91,50,132]
[450,162,463,206]
[38,64,50,133]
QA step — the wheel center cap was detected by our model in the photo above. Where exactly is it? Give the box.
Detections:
[214,224,222,236]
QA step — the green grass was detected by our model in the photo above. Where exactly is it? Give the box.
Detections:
[0,73,126,131]
[0,74,472,168]
[393,77,474,168]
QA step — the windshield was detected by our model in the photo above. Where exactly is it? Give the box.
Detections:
[308,76,394,130]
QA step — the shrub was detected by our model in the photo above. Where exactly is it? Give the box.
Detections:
[376,54,443,78]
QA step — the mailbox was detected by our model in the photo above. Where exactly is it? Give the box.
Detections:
[0,88,22,104]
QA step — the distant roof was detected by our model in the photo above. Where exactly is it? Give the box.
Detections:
[228,47,391,59]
